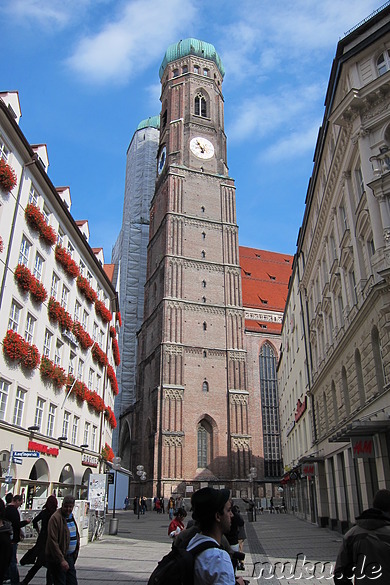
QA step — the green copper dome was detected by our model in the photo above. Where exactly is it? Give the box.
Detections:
[159,38,225,80]
[136,115,160,131]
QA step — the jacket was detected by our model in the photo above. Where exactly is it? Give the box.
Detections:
[46,509,80,565]
[334,508,390,585]
[0,520,12,581]
[4,504,29,544]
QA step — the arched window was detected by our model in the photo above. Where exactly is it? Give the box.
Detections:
[355,349,365,407]
[202,380,209,391]
[201,250,206,258]
[371,326,385,393]
[202,280,206,288]
[203,321,207,331]
[331,381,338,426]
[259,343,282,478]
[341,366,350,416]
[194,93,207,117]
[197,420,212,468]
[377,50,390,76]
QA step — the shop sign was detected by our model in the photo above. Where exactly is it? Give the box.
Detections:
[81,453,98,468]
[186,485,194,493]
[28,441,59,457]
[301,463,315,477]
[295,397,307,423]
[351,436,375,459]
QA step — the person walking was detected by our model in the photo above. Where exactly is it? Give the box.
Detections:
[46,495,80,585]
[334,489,390,584]
[0,499,12,585]
[168,497,175,520]
[20,495,58,585]
[4,494,31,585]
[186,487,245,585]
[168,508,187,539]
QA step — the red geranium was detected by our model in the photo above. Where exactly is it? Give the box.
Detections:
[109,326,116,338]
[0,159,17,193]
[25,204,57,246]
[48,297,73,331]
[72,321,93,350]
[91,343,108,368]
[112,337,120,366]
[40,356,66,388]
[86,390,105,413]
[55,245,79,279]
[116,312,122,327]
[101,442,114,462]
[14,264,48,303]
[3,329,40,370]
[95,299,112,324]
[105,405,117,429]
[76,275,98,304]
[106,364,119,395]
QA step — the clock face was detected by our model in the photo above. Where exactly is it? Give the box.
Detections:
[190,137,214,160]
[158,146,166,174]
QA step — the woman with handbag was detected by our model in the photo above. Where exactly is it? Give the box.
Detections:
[20,495,58,585]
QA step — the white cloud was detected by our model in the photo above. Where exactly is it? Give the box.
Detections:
[261,123,320,162]
[0,0,95,28]
[66,0,197,84]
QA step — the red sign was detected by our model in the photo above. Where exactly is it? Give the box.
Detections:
[28,441,59,457]
[295,397,307,423]
[301,463,315,477]
[351,437,375,459]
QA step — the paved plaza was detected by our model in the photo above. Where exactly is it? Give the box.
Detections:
[18,508,344,584]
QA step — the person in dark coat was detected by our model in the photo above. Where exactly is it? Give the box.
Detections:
[0,499,13,585]
[4,494,31,585]
[20,495,58,585]
[334,489,390,585]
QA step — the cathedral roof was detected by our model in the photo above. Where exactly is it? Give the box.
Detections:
[240,246,293,334]
[136,115,160,131]
[159,38,225,80]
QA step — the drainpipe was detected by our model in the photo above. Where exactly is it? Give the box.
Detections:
[0,156,38,311]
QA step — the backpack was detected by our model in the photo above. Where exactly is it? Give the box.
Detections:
[148,541,220,585]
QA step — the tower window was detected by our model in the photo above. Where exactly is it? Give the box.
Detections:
[161,110,167,129]
[203,351,207,358]
[203,68,209,77]
[182,65,188,74]
[194,65,200,74]
[377,50,390,76]
[202,280,206,288]
[195,94,207,118]
[201,206,205,213]
[202,232,206,239]
[203,322,207,331]
[173,69,179,77]
[202,296,206,303]
[202,380,209,392]
[201,250,206,258]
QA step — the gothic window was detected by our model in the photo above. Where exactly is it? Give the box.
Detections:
[259,343,282,478]
[182,65,188,74]
[203,68,209,77]
[201,206,205,213]
[173,69,179,77]
[194,94,207,117]
[203,321,207,331]
[377,50,390,76]
[202,380,209,392]
[194,65,200,74]
[202,296,206,303]
[202,232,206,239]
[203,351,207,358]
[202,280,206,288]
[201,250,206,258]
[197,420,212,468]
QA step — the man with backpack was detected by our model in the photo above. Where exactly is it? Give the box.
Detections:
[186,487,246,585]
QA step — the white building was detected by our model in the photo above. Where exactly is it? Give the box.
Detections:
[0,92,119,506]
[279,5,390,531]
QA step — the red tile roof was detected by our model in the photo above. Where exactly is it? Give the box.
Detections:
[104,264,115,282]
[240,246,293,314]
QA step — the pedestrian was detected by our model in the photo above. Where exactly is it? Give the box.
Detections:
[160,497,165,514]
[0,499,12,585]
[334,489,390,584]
[46,495,80,585]
[236,506,246,570]
[155,499,161,514]
[168,508,187,539]
[141,496,147,514]
[4,494,31,585]
[269,496,274,513]
[186,487,245,585]
[123,496,129,510]
[20,495,58,585]
[168,497,175,520]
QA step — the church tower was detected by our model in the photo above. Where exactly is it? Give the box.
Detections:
[135,39,256,496]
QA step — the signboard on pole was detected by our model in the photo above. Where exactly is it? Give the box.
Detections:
[13,451,40,458]
[12,457,23,465]
[88,474,107,511]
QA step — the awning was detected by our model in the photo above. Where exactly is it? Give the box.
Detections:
[329,418,390,443]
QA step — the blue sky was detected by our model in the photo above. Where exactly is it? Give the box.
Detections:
[1,0,384,259]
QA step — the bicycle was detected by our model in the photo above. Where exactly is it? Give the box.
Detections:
[91,512,106,541]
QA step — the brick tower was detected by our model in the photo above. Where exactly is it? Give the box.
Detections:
[135,39,259,497]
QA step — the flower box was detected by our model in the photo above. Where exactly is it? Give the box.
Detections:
[116,312,122,327]
[0,159,17,193]
[72,321,93,350]
[3,329,40,369]
[86,390,105,413]
[109,326,116,338]
[48,297,73,331]
[76,275,98,304]
[91,342,108,368]
[112,337,120,366]
[40,356,66,389]
[55,245,79,279]
[25,204,57,246]
[105,405,117,429]
[107,364,119,395]
[101,442,114,462]
[95,299,112,324]
[14,264,47,303]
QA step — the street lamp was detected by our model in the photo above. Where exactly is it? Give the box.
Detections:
[109,456,121,535]
[136,465,146,519]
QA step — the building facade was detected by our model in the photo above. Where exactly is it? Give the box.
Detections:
[0,92,119,506]
[112,116,159,452]
[279,6,390,531]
